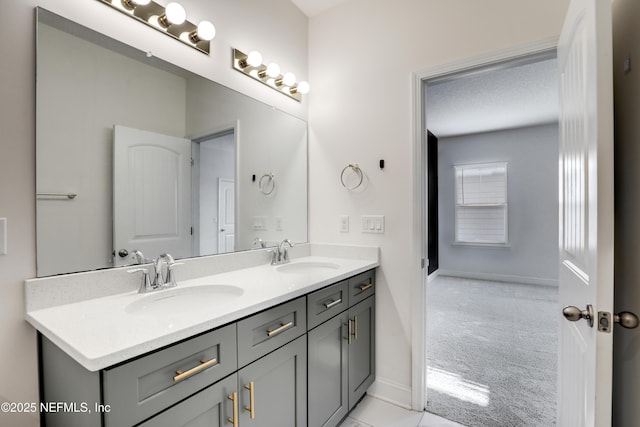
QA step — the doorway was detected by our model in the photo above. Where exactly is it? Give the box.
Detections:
[421,52,560,426]
[191,129,236,256]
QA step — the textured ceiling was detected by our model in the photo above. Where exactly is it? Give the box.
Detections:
[426,58,559,138]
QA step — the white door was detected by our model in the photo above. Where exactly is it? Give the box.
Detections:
[113,125,192,266]
[557,0,614,425]
[218,178,235,253]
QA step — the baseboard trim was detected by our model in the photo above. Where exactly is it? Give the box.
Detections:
[367,377,413,410]
[437,270,558,287]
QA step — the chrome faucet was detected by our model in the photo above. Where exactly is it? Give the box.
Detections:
[252,237,267,249]
[271,239,294,265]
[128,253,181,293]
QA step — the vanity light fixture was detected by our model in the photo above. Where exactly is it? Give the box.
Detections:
[232,48,310,102]
[98,0,215,54]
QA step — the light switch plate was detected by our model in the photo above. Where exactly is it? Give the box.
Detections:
[0,217,6,255]
[361,215,384,234]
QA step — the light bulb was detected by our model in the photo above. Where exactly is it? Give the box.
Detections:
[121,0,150,10]
[282,72,296,87]
[165,2,186,25]
[196,20,216,41]
[266,63,280,78]
[295,81,310,94]
[246,51,263,67]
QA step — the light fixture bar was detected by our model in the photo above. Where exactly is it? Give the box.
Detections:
[97,0,212,55]
[232,48,308,102]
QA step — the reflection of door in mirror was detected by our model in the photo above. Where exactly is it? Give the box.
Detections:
[113,125,192,266]
[192,130,236,256]
[218,179,235,253]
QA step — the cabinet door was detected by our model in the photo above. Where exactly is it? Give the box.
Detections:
[348,296,375,409]
[139,374,237,427]
[238,335,307,427]
[308,312,349,427]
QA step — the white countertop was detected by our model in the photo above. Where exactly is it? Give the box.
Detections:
[26,253,378,371]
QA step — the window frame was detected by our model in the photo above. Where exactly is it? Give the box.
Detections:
[453,162,509,247]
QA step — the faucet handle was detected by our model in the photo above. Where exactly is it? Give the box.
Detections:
[128,268,153,293]
[165,262,184,288]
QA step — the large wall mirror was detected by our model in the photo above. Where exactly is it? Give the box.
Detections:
[36,8,308,277]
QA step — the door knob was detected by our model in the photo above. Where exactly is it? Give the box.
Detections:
[118,249,129,258]
[562,305,594,328]
[614,312,640,329]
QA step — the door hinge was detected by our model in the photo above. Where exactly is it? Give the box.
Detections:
[190,158,195,166]
[421,258,425,269]
[190,226,193,235]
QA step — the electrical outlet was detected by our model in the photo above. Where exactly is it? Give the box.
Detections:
[340,215,349,233]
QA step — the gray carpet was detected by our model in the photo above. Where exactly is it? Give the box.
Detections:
[425,276,558,427]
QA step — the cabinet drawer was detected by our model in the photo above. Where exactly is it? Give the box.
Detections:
[348,270,375,306]
[138,373,237,427]
[307,280,349,329]
[237,297,306,367]
[103,323,237,427]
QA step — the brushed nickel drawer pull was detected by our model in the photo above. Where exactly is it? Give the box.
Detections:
[324,298,342,309]
[244,381,255,419]
[267,321,294,337]
[227,392,238,427]
[173,357,217,382]
[358,283,373,292]
[347,319,354,344]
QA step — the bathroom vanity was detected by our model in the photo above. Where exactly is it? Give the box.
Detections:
[26,246,378,427]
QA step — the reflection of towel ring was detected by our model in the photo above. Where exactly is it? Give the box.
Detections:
[259,173,276,195]
[340,164,364,190]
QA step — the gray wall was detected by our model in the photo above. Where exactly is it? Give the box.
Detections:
[437,124,559,285]
[612,0,640,424]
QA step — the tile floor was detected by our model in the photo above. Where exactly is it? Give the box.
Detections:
[339,395,466,427]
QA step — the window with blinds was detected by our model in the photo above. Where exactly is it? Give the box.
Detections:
[454,162,508,245]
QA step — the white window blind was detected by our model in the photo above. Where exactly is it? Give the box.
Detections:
[454,163,508,244]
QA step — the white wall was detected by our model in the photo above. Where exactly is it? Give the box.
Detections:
[612,0,640,425]
[437,124,559,286]
[308,0,569,406]
[0,0,307,425]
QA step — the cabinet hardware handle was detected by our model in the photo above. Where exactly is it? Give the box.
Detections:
[324,298,342,309]
[244,381,255,419]
[354,316,358,341]
[358,283,373,292]
[173,357,217,382]
[227,392,238,427]
[347,319,354,344]
[267,321,294,337]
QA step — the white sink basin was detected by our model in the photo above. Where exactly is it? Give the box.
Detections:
[125,284,244,315]
[275,261,340,274]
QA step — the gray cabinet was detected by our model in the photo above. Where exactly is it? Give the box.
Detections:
[40,269,375,427]
[238,335,307,426]
[308,270,375,427]
[348,296,375,409]
[308,311,349,427]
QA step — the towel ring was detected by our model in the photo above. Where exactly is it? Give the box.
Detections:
[340,164,364,190]
[259,173,276,195]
